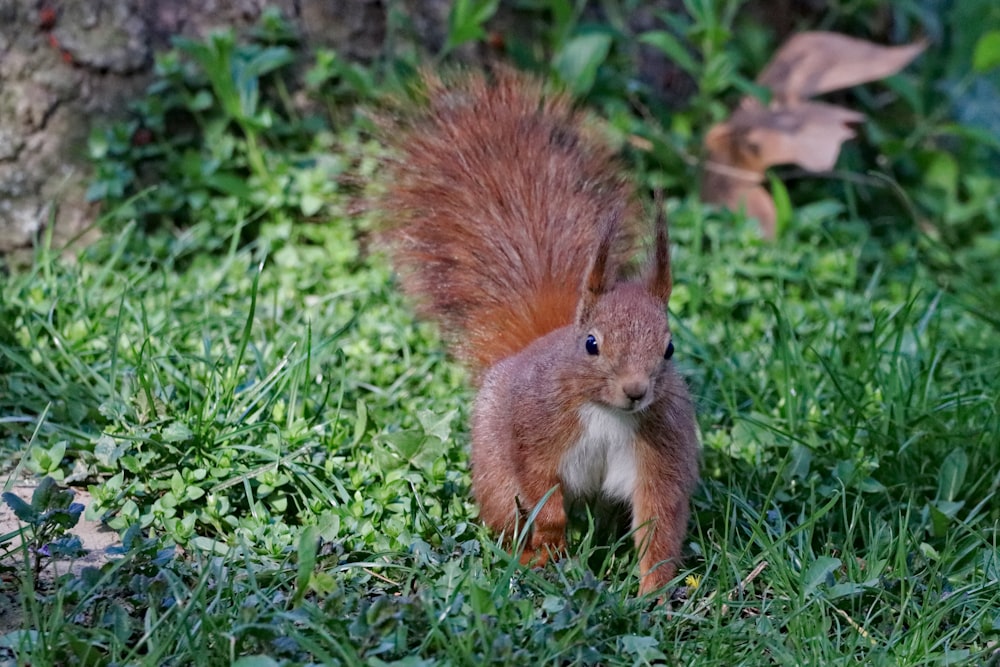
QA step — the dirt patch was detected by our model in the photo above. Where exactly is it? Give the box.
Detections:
[0,481,121,635]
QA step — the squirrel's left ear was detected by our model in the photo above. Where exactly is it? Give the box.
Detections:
[646,195,673,304]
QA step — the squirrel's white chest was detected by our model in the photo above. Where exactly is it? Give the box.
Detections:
[558,404,638,501]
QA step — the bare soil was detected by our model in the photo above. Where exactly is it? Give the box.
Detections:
[0,481,120,636]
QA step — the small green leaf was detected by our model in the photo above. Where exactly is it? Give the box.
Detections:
[305,49,337,89]
[93,435,122,467]
[468,580,496,615]
[85,181,109,203]
[939,650,971,666]
[88,128,109,160]
[206,172,254,198]
[232,657,281,667]
[300,192,324,217]
[162,422,195,444]
[919,541,940,560]
[826,579,878,600]
[244,46,295,79]
[984,547,1000,580]
[31,476,61,510]
[382,430,425,462]
[929,503,949,538]
[973,30,1000,72]
[929,500,964,538]
[446,0,500,50]
[234,64,261,121]
[620,634,668,661]
[782,444,812,482]
[187,89,214,112]
[2,493,39,524]
[803,556,841,597]
[768,172,792,236]
[936,449,968,502]
[857,477,886,494]
[417,408,455,443]
[108,604,132,643]
[351,399,368,448]
[549,0,574,45]
[639,31,698,75]
[49,441,68,469]
[293,525,319,606]
[190,536,232,555]
[170,471,185,497]
[553,31,614,96]
[925,153,959,199]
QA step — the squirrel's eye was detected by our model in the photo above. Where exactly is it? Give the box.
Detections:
[664,340,675,360]
[585,334,600,356]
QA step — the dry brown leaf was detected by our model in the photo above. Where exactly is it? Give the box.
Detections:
[700,31,925,237]
[705,99,864,173]
[757,32,929,105]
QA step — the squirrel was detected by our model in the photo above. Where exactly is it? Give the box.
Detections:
[378,69,700,597]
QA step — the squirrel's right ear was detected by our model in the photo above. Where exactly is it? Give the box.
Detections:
[646,196,673,304]
[577,216,617,323]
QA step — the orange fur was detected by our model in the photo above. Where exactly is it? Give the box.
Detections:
[378,69,699,598]
[380,70,637,376]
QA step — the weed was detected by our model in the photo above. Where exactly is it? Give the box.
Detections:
[2,478,85,576]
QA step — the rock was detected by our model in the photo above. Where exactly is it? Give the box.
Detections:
[53,1,151,74]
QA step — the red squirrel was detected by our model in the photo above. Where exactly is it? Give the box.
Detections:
[379,69,700,597]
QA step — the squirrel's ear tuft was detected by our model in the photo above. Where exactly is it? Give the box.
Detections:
[577,215,617,324]
[646,194,673,304]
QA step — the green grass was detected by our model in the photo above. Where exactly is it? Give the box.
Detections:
[2,199,997,665]
[2,4,1000,665]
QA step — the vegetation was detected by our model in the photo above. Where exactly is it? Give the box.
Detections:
[2,2,998,664]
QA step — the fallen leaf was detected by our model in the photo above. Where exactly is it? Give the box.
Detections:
[700,31,925,237]
[757,32,928,105]
[706,99,864,173]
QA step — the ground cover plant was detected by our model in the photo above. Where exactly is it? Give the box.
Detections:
[2,2,999,665]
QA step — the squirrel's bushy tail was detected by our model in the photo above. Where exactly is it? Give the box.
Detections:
[379,69,637,375]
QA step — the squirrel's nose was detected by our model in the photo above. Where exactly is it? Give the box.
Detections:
[622,379,649,402]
